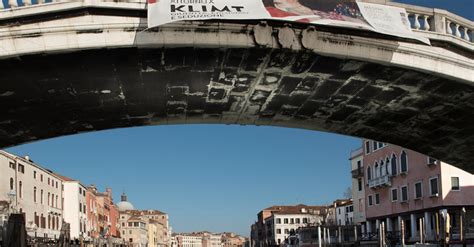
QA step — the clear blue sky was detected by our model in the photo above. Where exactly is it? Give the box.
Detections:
[7,126,359,236]
[4,0,471,237]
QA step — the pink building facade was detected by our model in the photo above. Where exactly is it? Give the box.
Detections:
[361,140,474,244]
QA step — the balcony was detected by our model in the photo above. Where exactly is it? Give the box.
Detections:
[368,175,391,189]
[351,168,364,178]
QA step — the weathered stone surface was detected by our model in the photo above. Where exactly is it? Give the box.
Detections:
[0,47,473,172]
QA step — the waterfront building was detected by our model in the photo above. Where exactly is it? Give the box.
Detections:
[334,200,353,226]
[349,147,366,228]
[222,232,247,247]
[0,151,63,240]
[325,199,351,226]
[118,193,171,247]
[198,231,222,247]
[56,174,88,239]
[175,234,203,247]
[120,213,149,247]
[86,185,100,239]
[251,204,326,246]
[361,139,474,243]
[86,185,121,244]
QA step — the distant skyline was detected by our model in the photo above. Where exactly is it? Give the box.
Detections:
[3,0,470,238]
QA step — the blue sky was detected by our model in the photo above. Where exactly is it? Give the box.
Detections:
[7,125,359,236]
[4,0,471,238]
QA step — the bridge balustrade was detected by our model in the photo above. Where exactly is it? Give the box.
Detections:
[0,0,472,45]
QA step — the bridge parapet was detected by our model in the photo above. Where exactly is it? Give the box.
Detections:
[1,0,472,47]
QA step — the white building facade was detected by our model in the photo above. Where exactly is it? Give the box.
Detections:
[59,176,88,239]
[335,201,353,226]
[266,211,324,245]
[0,151,63,239]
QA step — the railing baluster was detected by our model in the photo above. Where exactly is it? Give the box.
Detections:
[455,24,462,38]
[446,20,453,35]
[413,14,421,30]
[423,15,431,31]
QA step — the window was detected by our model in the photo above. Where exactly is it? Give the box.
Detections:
[79,188,82,194]
[400,151,408,173]
[303,218,308,224]
[276,218,281,224]
[391,188,398,201]
[358,178,362,191]
[451,177,460,191]
[9,178,14,190]
[367,167,372,181]
[357,160,361,170]
[284,218,288,224]
[427,157,437,165]
[285,229,289,234]
[18,164,25,173]
[365,141,371,154]
[19,181,23,198]
[391,154,397,176]
[401,186,408,202]
[373,141,378,151]
[380,160,385,176]
[34,171,37,179]
[41,190,44,204]
[276,229,281,234]
[368,195,373,206]
[375,193,380,205]
[374,162,379,178]
[338,208,341,214]
[295,218,300,224]
[429,177,439,196]
[415,182,423,199]
[79,203,82,213]
[34,187,37,203]
[40,174,43,182]
[9,162,15,169]
[290,218,294,224]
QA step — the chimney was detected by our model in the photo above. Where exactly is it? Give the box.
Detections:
[24,155,30,161]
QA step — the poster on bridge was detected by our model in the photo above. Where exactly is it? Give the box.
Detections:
[147,0,430,44]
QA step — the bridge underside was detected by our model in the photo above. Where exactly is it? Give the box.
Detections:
[0,47,473,172]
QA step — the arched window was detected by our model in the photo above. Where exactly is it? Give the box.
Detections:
[374,162,379,178]
[386,157,390,175]
[401,151,408,173]
[367,167,372,181]
[9,178,14,190]
[34,187,37,203]
[380,160,385,176]
[391,154,397,175]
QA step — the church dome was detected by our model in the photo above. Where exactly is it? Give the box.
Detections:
[117,192,135,212]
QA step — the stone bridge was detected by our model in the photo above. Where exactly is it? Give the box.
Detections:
[0,0,473,172]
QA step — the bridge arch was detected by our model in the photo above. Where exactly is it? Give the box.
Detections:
[0,0,473,172]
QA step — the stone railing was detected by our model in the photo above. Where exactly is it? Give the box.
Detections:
[388,2,473,43]
[0,0,472,45]
[368,174,391,189]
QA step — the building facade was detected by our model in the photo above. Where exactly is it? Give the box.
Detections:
[362,139,474,243]
[335,200,353,226]
[58,175,88,239]
[350,147,366,227]
[0,151,63,239]
[251,205,326,247]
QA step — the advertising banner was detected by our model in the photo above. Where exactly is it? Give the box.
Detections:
[147,0,429,44]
